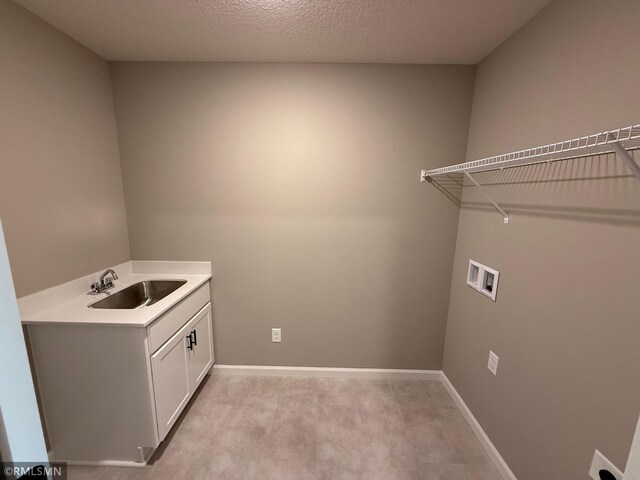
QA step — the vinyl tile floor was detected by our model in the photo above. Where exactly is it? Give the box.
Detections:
[68,375,501,480]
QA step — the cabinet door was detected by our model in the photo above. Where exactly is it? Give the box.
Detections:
[151,323,191,441]
[186,303,214,390]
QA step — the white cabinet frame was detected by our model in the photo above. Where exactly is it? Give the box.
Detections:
[151,303,214,442]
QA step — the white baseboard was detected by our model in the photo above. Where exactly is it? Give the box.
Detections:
[212,364,441,380]
[60,460,147,468]
[440,372,517,480]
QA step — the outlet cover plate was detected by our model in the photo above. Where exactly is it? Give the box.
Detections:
[467,259,482,290]
[480,265,499,302]
[589,449,623,480]
[488,351,499,375]
[271,328,282,343]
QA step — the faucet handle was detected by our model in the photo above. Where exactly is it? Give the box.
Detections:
[90,282,101,293]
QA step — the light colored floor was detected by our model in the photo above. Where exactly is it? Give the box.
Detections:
[68,375,501,479]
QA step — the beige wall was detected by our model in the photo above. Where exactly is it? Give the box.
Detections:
[0,0,130,297]
[111,62,475,368]
[442,1,640,479]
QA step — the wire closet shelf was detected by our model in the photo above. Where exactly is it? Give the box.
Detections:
[420,124,640,224]
[421,125,640,179]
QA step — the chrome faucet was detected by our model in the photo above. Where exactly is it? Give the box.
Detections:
[90,269,119,295]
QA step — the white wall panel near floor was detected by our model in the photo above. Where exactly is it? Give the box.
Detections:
[0,219,48,464]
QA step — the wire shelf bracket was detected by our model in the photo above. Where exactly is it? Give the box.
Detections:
[612,141,640,181]
[463,171,509,223]
[420,124,640,224]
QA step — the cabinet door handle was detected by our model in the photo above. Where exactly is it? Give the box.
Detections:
[186,334,193,351]
[191,329,197,346]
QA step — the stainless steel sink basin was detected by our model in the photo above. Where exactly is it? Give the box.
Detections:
[89,280,187,309]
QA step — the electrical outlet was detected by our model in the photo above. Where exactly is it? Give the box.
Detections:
[271,328,281,343]
[589,450,623,480]
[487,351,499,375]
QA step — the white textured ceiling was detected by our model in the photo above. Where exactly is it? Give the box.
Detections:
[14,0,551,63]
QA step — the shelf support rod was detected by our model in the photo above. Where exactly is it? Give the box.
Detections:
[463,171,509,224]
[612,142,640,181]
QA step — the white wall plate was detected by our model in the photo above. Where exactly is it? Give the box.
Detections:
[487,351,499,375]
[467,259,482,291]
[589,449,623,480]
[480,265,499,302]
[271,328,282,343]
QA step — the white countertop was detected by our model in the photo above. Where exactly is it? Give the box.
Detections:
[20,261,212,328]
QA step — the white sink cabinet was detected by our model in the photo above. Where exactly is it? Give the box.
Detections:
[26,280,213,465]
